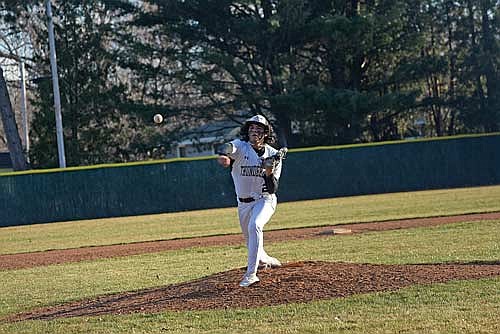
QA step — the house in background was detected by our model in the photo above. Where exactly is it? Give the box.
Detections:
[167,117,245,158]
[0,152,12,171]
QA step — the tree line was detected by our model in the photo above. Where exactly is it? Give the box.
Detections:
[0,0,498,169]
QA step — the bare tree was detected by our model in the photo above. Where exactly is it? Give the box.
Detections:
[0,64,28,170]
[0,3,37,170]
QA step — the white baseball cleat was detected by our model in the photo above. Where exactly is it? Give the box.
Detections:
[262,256,282,268]
[239,274,260,287]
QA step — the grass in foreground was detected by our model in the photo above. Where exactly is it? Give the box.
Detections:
[1,185,500,254]
[0,219,498,320]
[1,278,499,334]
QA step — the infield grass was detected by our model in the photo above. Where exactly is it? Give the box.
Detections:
[1,185,500,254]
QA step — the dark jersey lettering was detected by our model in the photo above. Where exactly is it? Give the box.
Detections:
[240,166,265,177]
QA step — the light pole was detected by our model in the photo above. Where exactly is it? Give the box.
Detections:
[46,0,66,168]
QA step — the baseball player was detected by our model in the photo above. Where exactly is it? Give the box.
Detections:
[217,115,285,287]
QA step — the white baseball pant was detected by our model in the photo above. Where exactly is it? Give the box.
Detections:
[238,194,277,276]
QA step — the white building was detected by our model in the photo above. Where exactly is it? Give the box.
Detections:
[168,119,243,158]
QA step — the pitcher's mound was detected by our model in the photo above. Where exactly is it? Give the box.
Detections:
[7,261,500,321]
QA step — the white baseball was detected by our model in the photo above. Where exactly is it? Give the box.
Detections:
[153,114,163,124]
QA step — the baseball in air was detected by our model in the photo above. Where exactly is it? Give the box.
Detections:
[153,114,163,124]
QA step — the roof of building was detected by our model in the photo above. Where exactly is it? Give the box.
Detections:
[175,117,245,147]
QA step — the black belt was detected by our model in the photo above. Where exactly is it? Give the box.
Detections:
[238,197,255,203]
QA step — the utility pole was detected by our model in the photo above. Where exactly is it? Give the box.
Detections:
[19,60,29,160]
[46,0,66,168]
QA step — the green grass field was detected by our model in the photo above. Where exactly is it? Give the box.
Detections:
[0,185,499,333]
[2,185,500,255]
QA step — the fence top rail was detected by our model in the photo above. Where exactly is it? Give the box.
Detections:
[291,132,500,153]
[1,132,498,178]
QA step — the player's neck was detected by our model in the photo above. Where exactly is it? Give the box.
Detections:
[249,139,264,149]
[252,144,265,156]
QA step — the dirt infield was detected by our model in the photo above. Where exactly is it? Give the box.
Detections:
[6,261,500,321]
[1,212,500,271]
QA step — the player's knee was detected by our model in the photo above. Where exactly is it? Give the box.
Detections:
[248,220,263,234]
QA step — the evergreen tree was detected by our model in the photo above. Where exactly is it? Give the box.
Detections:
[4,0,498,166]
[457,0,499,132]
[26,1,146,167]
[130,0,427,147]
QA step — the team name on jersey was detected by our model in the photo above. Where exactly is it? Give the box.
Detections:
[240,165,264,177]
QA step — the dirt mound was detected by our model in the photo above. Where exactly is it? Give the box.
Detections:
[2,212,499,271]
[6,261,500,322]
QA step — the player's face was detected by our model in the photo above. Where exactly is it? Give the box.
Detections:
[248,123,266,147]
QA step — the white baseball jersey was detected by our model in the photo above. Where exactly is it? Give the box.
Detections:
[225,138,283,278]
[227,139,282,199]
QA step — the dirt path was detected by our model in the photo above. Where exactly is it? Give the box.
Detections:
[2,212,499,271]
[6,260,500,321]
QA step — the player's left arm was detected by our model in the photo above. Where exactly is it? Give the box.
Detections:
[262,151,283,194]
[263,168,279,194]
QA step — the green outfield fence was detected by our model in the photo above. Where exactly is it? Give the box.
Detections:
[1,133,500,227]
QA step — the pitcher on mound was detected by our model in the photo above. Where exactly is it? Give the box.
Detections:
[217,115,286,287]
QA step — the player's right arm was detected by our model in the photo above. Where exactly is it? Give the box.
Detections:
[217,155,231,168]
[216,140,239,168]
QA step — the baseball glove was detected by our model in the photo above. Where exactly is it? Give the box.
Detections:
[262,147,288,169]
